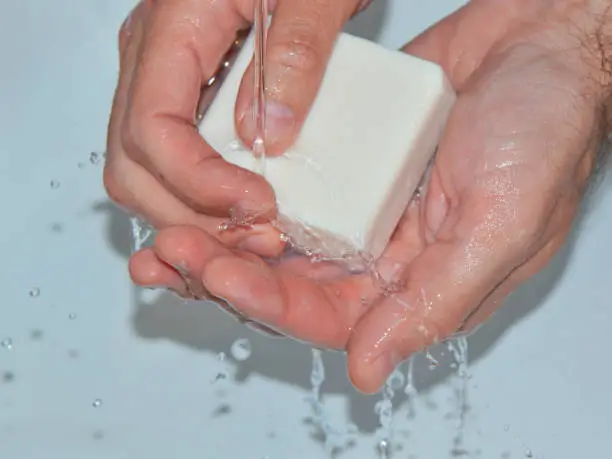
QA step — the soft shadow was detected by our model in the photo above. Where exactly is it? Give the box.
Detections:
[93,200,134,258]
[343,0,390,42]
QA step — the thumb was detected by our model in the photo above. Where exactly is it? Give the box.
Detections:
[235,0,361,155]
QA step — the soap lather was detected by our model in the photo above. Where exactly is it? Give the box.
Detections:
[199,31,456,262]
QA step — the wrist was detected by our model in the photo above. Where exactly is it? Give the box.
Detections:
[530,0,612,134]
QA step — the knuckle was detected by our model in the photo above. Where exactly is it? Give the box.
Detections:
[120,112,147,161]
[506,204,549,251]
[420,314,459,347]
[103,163,130,209]
[268,34,325,75]
[118,1,144,51]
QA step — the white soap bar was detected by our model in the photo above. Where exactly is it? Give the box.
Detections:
[199,32,455,260]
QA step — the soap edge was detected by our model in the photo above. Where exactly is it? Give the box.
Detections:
[364,70,457,259]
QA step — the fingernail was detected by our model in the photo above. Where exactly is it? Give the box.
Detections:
[240,100,295,153]
[237,232,282,257]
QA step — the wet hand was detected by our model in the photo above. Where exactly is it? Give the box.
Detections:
[127,0,611,393]
[104,0,372,263]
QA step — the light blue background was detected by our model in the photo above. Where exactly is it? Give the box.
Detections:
[0,1,610,458]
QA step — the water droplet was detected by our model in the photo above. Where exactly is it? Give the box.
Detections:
[279,233,290,242]
[213,352,229,382]
[374,399,393,428]
[377,438,390,458]
[387,368,406,390]
[89,152,101,164]
[29,287,40,298]
[30,329,44,341]
[92,398,103,408]
[1,338,13,350]
[525,449,533,458]
[50,180,60,189]
[504,424,510,432]
[67,349,80,359]
[310,254,323,263]
[2,371,15,383]
[425,352,439,370]
[230,338,252,361]
[68,312,77,320]
[310,349,325,387]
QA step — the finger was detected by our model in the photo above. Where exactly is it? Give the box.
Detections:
[104,149,284,257]
[400,0,514,90]
[151,225,362,348]
[129,247,188,295]
[235,0,360,154]
[125,0,275,217]
[106,3,146,168]
[105,5,283,257]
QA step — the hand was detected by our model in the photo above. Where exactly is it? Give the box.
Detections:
[104,0,371,263]
[128,0,611,393]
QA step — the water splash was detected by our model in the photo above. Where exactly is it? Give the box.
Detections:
[129,217,153,254]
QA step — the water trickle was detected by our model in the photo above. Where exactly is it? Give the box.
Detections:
[447,337,470,456]
[230,338,252,361]
[310,348,325,392]
[404,358,417,397]
[305,348,343,455]
[387,368,405,391]
[374,369,403,458]
[251,0,269,175]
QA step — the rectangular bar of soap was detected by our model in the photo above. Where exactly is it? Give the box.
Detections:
[199,32,455,261]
